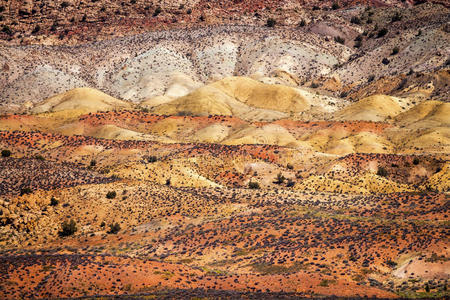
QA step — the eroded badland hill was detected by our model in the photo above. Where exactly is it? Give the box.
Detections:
[0,1,449,299]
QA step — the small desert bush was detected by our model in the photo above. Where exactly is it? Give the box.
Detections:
[108,222,121,234]
[106,191,117,199]
[1,149,11,157]
[60,219,77,237]
[248,181,260,189]
[377,166,388,177]
[266,18,276,27]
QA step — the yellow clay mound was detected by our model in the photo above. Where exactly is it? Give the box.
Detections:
[356,173,414,194]
[335,94,404,121]
[325,132,393,155]
[399,127,450,153]
[300,128,350,151]
[223,124,298,147]
[90,125,163,141]
[152,84,234,116]
[32,88,130,114]
[395,101,450,128]
[148,118,190,139]
[152,76,309,117]
[191,124,231,143]
[423,163,449,192]
[213,76,309,113]
[301,129,392,155]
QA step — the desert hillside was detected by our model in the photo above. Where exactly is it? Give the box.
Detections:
[0,1,449,299]
[1,2,449,112]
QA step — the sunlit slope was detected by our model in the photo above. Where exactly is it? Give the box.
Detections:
[394,101,450,128]
[31,88,131,115]
[334,95,408,122]
[151,76,310,120]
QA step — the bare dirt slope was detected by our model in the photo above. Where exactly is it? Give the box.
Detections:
[1,3,449,112]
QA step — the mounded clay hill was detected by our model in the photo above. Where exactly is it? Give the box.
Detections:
[0,1,449,299]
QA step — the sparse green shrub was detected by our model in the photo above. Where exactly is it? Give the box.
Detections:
[299,19,306,27]
[350,16,361,24]
[377,28,388,38]
[391,46,399,55]
[251,261,307,274]
[266,18,276,27]
[368,75,375,82]
[106,191,117,199]
[334,36,345,44]
[319,279,336,287]
[382,58,390,65]
[1,25,12,35]
[31,25,40,34]
[286,179,295,187]
[391,12,402,22]
[59,219,77,237]
[248,181,260,189]
[385,259,397,267]
[425,253,448,263]
[177,111,192,117]
[413,157,420,165]
[332,2,340,10]
[153,6,162,17]
[1,149,11,157]
[60,1,70,9]
[108,222,121,234]
[90,159,97,167]
[377,166,388,177]
[310,82,319,88]
[50,22,57,32]
[147,156,157,163]
[274,173,286,184]
[20,188,32,196]
[50,197,59,206]
[35,154,45,160]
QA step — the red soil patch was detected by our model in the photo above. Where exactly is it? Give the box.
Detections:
[0,254,397,299]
